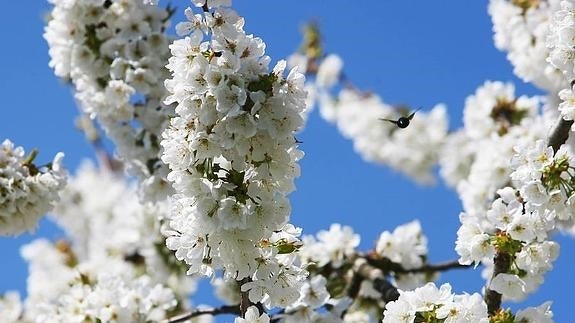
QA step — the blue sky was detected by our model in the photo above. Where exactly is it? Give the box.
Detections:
[1,1,573,321]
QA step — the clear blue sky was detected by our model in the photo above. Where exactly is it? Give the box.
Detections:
[1,1,573,321]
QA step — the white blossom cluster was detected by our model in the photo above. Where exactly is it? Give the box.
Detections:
[456,187,560,300]
[5,239,180,323]
[44,0,175,200]
[382,282,489,323]
[489,0,566,92]
[0,139,66,236]
[454,141,573,301]
[295,222,436,321]
[320,88,448,184]
[276,225,359,322]
[547,0,575,126]
[276,275,345,323]
[446,81,565,301]
[288,52,449,184]
[299,223,360,268]
[160,0,307,308]
[0,162,209,322]
[511,140,575,225]
[52,161,197,298]
[440,81,548,221]
[375,220,432,290]
[382,282,553,323]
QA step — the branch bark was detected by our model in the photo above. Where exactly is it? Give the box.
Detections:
[364,253,470,275]
[164,305,240,323]
[547,117,573,153]
[484,251,512,315]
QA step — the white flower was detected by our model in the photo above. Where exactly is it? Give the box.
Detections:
[404,283,453,312]
[299,224,360,268]
[316,54,343,88]
[455,212,495,266]
[296,275,330,309]
[489,273,526,300]
[382,298,415,323]
[515,241,559,274]
[436,293,488,323]
[375,220,427,269]
[515,301,553,323]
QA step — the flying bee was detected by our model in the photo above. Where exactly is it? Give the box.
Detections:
[379,108,420,129]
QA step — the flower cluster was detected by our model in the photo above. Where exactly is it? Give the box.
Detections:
[288,44,449,184]
[37,272,177,322]
[457,188,560,300]
[511,140,575,224]
[0,139,66,236]
[299,223,360,268]
[319,88,448,184]
[382,282,489,323]
[375,220,433,290]
[17,239,179,323]
[52,161,196,298]
[1,162,205,322]
[160,0,307,307]
[441,81,547,221]
[382,281,553,323]
[489,0,566,92]
[44,0,175,200]
[547,0,575,126]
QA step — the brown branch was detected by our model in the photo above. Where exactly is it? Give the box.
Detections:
[484,251,512,315]
[397,259,471,274]
[547,117,573,153]
[164,305,240,323]
[364,253,470,275]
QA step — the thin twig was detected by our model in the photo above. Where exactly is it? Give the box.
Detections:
[365,253,470,275]
[164,305,240,323]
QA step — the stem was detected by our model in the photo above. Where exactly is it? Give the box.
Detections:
[164,305,240,323]
[484,251,512,315]
[547,117,573,153]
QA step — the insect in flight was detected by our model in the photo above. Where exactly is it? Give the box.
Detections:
[379,108,421,129]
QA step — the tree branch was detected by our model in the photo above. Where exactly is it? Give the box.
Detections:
[164,305,240,323]
[547,117,573,153]
[484,251,511,315]
[395,259,470,274]
[364,253,470,275]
